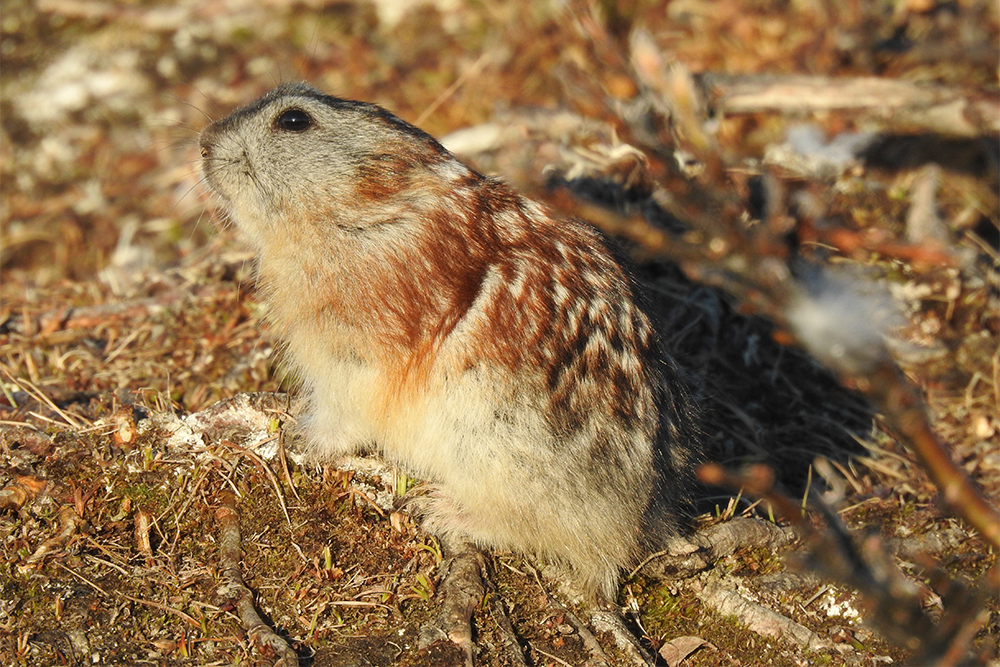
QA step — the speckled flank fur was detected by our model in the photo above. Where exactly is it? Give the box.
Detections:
[200,82,701,600]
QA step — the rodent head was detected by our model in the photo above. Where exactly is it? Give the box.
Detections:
[199,83,455,248]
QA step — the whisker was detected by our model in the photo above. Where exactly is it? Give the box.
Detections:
[169,92,215,124]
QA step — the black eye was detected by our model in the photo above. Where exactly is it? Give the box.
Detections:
[275,108,311,132]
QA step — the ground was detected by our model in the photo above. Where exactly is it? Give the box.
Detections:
[1,1,998,666]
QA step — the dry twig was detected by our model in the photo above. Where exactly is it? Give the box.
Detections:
[215,489,300,667]
[701,74,1000,138]
[418,536,486,667]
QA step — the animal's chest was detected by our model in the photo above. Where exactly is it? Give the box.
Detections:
[292,336,408,430]
[294,329,550,480]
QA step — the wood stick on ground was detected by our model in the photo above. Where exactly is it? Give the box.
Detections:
[215,489,299,667]
[589,609,656,667]
[558,605,610,666]
[699,577,828,651]
[486,594,529,667]
[701,74,1000,138]
[418,536,486,667]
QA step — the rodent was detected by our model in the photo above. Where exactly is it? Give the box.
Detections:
[199,82,700,600]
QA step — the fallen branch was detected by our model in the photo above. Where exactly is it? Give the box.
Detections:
[589,609,656,667]
[215,489,299,667]
[699,576,828,651]
[701,73,1000,138]
[418,535,486,667]
[863,360,1000,549]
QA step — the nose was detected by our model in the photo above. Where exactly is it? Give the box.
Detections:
[199,123,219,160]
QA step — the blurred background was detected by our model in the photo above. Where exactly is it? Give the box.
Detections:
[2,0,996,286]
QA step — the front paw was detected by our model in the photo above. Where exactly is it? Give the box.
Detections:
[399,484,472,538]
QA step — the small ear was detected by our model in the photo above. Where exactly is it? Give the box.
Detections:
[353,153,419,202]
